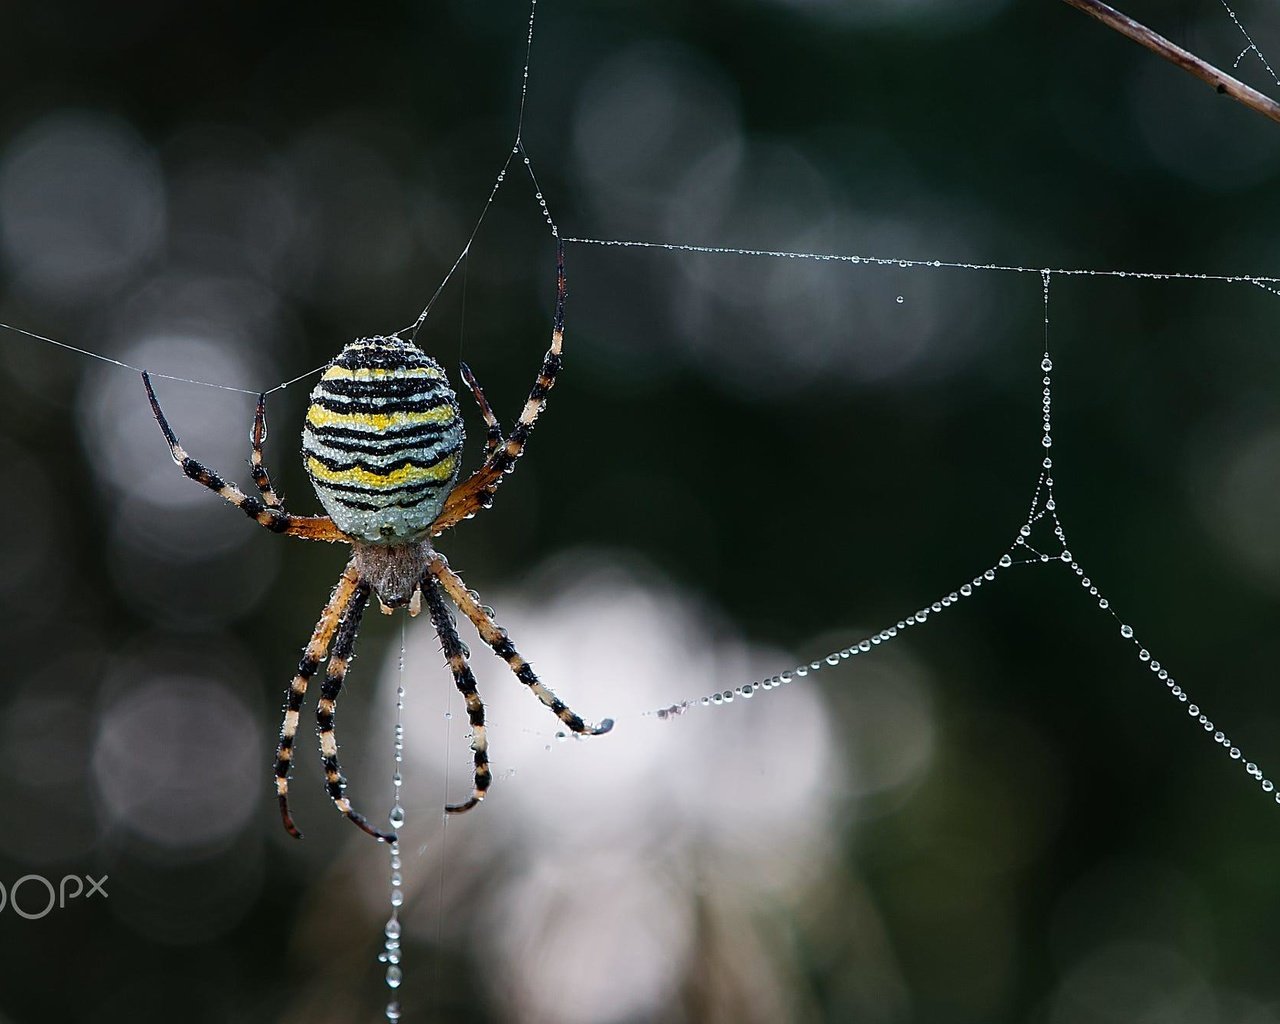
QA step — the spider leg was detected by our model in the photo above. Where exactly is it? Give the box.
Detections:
[459,361,504,456]
[142,372,346,542]
[250,391,282,507]
[427,241,567,537]
[422,574,491,814]
[275,561,361,838]
[427,555,614,737]
[314,579,395,842]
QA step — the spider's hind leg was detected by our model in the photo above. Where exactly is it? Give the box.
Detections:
[314,580,396,842]
[427,556,614,738]
[422,574,490,814]
[275,562,363,838]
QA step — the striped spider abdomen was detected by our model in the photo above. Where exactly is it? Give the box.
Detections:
[302,336,465,543]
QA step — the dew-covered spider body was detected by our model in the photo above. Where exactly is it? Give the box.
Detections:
[143,245,612,844]
[302,338,464,545]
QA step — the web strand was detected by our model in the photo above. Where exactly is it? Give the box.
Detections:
[395,0,559,344]
[1220,0,1280,85]
[378,618,409,1022]
[7,235,1277,399]
[644,269,1278,811]
[560,235,1280,287]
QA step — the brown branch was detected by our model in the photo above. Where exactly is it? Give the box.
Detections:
[1061,0,1280,126]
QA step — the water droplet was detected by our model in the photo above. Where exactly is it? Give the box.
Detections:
[741,684,754,698]
[1138,649,1150,662]
[389,805,405,829]
[1041,356,1053,372]
[826,654,840,666]
[390,888,404,907]
[999,554,1013,567]
[960,584,972,597]
[385,918,402,940]
[386,966,403,989]
[795,666,809,678]
[1120,625,1134,638]
[895,295,904,304]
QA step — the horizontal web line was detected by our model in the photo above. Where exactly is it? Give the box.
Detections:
[6,234,1279,398]
[561,236,1280,286]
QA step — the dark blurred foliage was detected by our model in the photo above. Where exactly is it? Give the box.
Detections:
[1,0,1279,1022]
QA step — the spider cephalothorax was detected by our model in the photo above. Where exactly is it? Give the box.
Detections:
[143,245,612,843]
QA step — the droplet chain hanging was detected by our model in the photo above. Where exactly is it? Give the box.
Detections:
[648,270,1277,808]
[378,618,408,1021]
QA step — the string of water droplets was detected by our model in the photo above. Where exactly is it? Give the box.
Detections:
[648,269,1279,808]
[379,618,409,1022]
[1221,0,1280,86]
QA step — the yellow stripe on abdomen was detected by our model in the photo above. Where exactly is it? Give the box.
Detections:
[305,454,460,490]
[320,364,440,381]
[305,404,456,432]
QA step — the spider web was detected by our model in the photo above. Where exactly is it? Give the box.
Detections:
[1,2,1279,1017]
[1221,0,1280,86]
[0,0,1277,800]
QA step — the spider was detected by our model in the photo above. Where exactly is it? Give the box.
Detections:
[142,243,613,843]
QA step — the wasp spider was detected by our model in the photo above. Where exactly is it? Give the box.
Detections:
[143,244,613,843]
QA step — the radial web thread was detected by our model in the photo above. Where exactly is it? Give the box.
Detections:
[644,269,1278,809]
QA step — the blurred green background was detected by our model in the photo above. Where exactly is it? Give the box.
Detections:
[1,1,1279,1021]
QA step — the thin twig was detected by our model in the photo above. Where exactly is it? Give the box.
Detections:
[1061,0,1280,126]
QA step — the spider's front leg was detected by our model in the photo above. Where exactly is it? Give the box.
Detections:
[428,241,567,536]
[249,391,282,507]
[459,361,504,457]
[142,372,345,542]
[427,555,614,738]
